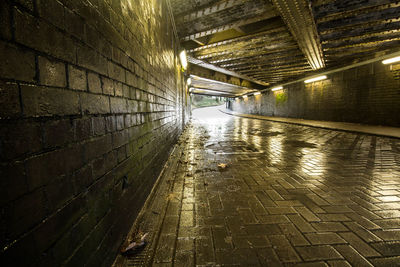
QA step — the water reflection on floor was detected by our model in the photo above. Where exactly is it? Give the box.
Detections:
[121,106,400,266]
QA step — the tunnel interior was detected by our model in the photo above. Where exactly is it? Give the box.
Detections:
[0,0,399,266]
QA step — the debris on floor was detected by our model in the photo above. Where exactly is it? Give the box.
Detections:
[166,193,179,201]
[217,163,228,170]
[120,232,148,255]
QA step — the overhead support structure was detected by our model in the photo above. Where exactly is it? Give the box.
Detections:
[182,11,278,41]
[170,0,400,86]
[190,74,259,97]
[188,56,269,86]
[271,0,325,70]
[190,87,238,97]
[190,64,265,90]
[176,0,245,25]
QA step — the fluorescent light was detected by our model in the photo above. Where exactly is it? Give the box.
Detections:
[382,56,400,64]
[242,95,248,98]
[187,78,192,85]
[179,50,188,70]
[271,86,283,91]
[254,92,261,96]
[304,75,327,83]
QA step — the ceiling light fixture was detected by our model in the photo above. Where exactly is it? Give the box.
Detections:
[242,95,248,98]
[179,50,188,70]
[187,78,192,85]
[271,86,283,91]
[254,92,261,96]
[304,75,327,83]
[382,56,400,65]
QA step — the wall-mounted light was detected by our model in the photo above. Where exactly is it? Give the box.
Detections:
[187,77,192,85]
[304,75,327,83]
[271,86,283,91]
[254,92,261,96]
[179,50,188,70]
[382,56,400,65]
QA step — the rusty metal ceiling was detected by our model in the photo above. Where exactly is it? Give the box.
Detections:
[169,0,400,96]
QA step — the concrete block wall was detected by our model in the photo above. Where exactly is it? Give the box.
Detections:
[230,61,400,127]
[0,0,189,266]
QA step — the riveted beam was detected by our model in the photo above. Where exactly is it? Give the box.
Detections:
[190,64,265,90]
[175,0,246,25]
[190,75,258,96]
[272,0,325,70]
[191,91,236,97]
[182,11,278,41]
[189,26,287,53]
[188,56,269,86]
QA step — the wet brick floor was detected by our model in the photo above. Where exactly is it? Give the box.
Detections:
[115,106,400,266]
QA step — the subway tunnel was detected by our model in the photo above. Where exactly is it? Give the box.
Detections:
[0,0,400,266]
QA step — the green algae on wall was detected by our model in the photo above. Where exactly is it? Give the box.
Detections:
[275,91,288,105]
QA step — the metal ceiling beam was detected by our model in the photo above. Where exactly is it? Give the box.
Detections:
[190,87,237,95]
[182,11,278,41]
[191,91,235,97]
[193,32,293,59]
[175,0,246,25]
[188,56,269,86]
[189,26,287,53]
[190,75,256,96]
[218,49,303,67]
[271,0,325,70]
[320,21,400,41]
[228,59,309,71]
[313,0,397,22]
[210,46,301,65]
[190,64,265,90]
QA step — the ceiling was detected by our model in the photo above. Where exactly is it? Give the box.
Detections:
[169,0,400,97]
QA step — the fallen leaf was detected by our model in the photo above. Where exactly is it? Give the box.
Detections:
[166,193,180,201]
[121,233,148,255]
[218,163,228,169]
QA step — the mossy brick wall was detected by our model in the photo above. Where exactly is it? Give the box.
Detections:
[0,0,189,266]
[230,61,400,127]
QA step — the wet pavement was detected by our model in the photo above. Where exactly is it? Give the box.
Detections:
[114,106,400,266]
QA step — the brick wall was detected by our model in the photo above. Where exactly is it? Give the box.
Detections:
[229,61,400,127]
[0,0,189,266]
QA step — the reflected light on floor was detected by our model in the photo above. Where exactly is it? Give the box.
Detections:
[192,105,231,124]
[269,136,283,164]
[300,149,326,177]
[192,105,233,138]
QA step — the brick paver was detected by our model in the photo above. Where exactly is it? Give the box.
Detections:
[114,107,400,266]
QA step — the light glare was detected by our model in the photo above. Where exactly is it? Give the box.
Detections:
[254,92,261,95]
[242,95,248,98]
[304,75,327,83]
[187,78,192,85]
[382,56,400,64]
[271,86,283,91]
[179,50,188,69]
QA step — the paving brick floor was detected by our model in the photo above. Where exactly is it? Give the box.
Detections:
[114,106,400,266]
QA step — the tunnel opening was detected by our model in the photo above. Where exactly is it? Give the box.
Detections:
[190,94,226,110]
